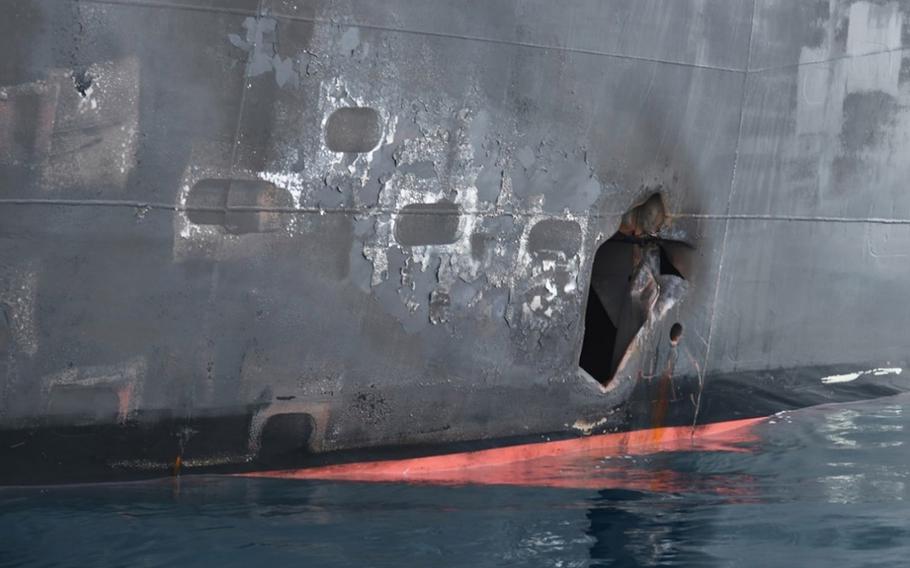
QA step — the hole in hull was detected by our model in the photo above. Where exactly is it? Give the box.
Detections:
[579,281,618,383]
[659,245,683,278]
[670,322,683,345]
[579,235,639,385]
[579,194,685,386]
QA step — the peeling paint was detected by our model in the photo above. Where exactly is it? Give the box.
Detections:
[821,367,903,384]
[230,17,302,87]
[572,416,611,434]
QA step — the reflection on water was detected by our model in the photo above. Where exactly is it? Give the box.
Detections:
[244,418,762,491]
[3,394,910,567]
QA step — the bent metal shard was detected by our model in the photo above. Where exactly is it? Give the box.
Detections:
[1,0,909,484]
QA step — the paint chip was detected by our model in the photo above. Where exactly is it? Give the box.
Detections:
[821,367,902,384]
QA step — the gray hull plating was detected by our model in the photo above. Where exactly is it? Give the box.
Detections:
[1,0,909,481]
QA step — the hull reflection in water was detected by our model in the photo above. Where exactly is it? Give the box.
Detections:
[4,395,910,567]
[243,418,762,491]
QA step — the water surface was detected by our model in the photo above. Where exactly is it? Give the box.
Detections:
[3,394,909,567]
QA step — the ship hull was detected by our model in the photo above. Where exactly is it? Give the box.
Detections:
[2,0,909,484]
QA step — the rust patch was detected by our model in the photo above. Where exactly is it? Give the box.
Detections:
[618,193,668,237]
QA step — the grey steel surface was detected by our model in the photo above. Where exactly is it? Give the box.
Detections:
[1,0,908,479]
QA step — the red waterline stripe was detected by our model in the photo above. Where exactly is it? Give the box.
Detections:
[241,417,766,483]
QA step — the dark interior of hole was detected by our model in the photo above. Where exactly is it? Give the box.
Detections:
[579,287,618,383]
[659,245,682,278]
[579,234,629,385]
[670,322,683,344]
[580,237,684,385]
[73,70,92,97]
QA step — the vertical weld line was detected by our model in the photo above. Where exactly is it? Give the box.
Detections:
[229,66,250,173]
[229,0,264,172]
[697,0,757,429]
[199,0,265,427]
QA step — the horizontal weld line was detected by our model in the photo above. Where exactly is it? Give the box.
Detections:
[273,12,744,73]
[79,0,255,18]
[78,0,743,73]
[676,213,910,225]
[4,200,910,225]
[65,0,910,76]
[0,199,603,218]
[749,45,910,73]
[1,198,181,210]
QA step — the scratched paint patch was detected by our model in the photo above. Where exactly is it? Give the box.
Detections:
[42,356,148,423]
[39,57,140,192]
[0,266,39,357]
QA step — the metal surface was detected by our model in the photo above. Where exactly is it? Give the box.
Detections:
[1,0,909,483]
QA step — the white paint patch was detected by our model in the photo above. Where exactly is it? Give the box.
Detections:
[257,169,306,202]
[821,367,902,384]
